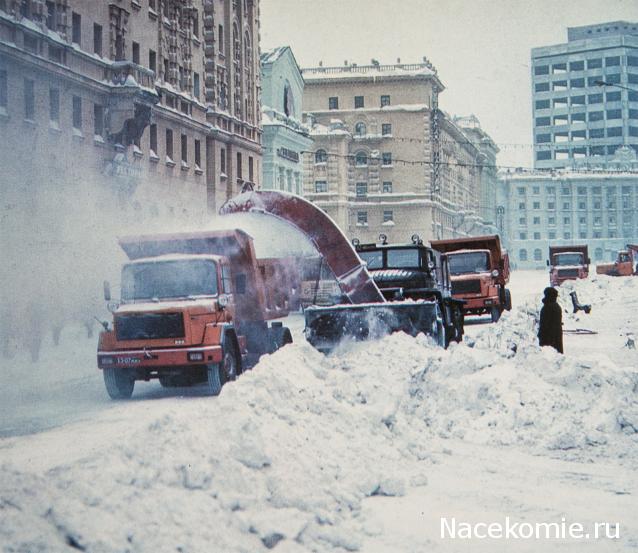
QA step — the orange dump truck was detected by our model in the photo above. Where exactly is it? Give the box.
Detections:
[547,245,590,286]
[596,245,638,277]
[430,235,511,322]
[98,229,293,399]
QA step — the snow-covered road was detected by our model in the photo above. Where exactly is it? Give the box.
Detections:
[1,270,637,551]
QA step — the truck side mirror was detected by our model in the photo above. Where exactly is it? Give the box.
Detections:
[103,280,111,301]
[546,260,549,266]
[587,258,591,265]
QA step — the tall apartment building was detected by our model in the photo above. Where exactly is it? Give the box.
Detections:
[0,0,261,345]
[301,61,493,244]
[531,21,638,169]
[499,163,638,270]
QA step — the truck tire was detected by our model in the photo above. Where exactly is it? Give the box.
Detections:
[270,326,293,352]
[205,344,239,396]
[490,306,502,323]
[504,289,512,311]
[103,368,134,400]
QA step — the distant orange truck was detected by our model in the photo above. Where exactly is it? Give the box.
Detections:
[98,229,294,399]
[596,245,638,277]
[430,235,512,322]
[547,245,590,286]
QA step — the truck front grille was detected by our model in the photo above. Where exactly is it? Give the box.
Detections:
[115,312,185,341]
[557,268,579,278]
[452,279,482,295]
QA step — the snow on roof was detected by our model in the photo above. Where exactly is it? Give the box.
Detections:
[302,63,438,82]
[260,45,290,64]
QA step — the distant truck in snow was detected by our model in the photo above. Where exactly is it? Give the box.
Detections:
[97,229,293,399]
[547,245,590,286]
[430,235,512,323]
[595,245,638,277]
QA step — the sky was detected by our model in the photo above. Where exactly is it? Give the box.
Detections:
[260,0,637,169]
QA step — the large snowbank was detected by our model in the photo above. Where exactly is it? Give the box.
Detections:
[1,274,637,551]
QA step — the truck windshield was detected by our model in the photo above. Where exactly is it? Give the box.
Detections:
[387,248,420,268]
[448,251,490,275]
[553,253,583,266]
[359,250,383,270]
[121,259,218,301]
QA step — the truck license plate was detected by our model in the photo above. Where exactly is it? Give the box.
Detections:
[116,357,141,365]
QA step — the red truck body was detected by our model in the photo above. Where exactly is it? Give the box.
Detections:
[430,235,511,322]
[547,245,590,286]
[97,229,293,399]
[595,245,638,277]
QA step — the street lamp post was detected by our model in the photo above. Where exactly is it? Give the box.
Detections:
[594,80,638,93]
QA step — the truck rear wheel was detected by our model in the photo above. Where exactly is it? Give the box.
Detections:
[103,368,134,400]
[504,289,512,311]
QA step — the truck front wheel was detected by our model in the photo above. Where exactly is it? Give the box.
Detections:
[103,368,135,400]
[504,288,512,311]
[490,306,502,323]
[206,347,239,396]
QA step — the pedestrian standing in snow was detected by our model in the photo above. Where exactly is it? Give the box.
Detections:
[538,287,563,354]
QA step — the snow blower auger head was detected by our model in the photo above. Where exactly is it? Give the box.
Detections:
[304,300,445,354]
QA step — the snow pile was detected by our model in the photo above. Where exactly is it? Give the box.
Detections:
[0,336,435,552]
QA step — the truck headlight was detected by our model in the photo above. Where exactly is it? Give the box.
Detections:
[491,269,499,277]
[188,352,204,362]
[99,356,114,365]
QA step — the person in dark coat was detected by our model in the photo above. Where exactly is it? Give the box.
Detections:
[538,287,563,353]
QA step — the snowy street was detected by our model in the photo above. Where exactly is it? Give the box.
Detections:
[1,270,638,551]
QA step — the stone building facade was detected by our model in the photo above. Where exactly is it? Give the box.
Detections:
[0,0,261,356]
[499,155,638,270]
[260,45,311,194]
[301,61,493,244]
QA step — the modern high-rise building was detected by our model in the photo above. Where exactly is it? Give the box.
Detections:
[531,21,638,170]
[301,60,495,244]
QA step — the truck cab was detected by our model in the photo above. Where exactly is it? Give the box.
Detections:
[98,230,292,400]
[430,235,511,323]
[548,245,590,286]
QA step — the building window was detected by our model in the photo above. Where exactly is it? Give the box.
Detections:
[192,9,199,38]
[328,96,338,110]
[132,41,140,64]
[382,181,393,193]
[518,202,526,210]
[383,210,393,223]
[533,201,540,209]
[24,78,34,120]
[548,231,556,239]
[355,151,368,166]
[149,124,157,154]
[72,95,81,129]
[45,1,55,30]
[534,65,549,75]
[380,94,390,107]
[563,216,570,224]
[0,69,7,110]
[354,95,364,108]
[236,152,242,179]
[93,104,104,137]
[381,123,392,136]
[570,78,584,88]
[533,216,540,224]
[165,128,173,161]
[519,249,528,261]
[356,182,367,197]
[357,211,368,225]
[354,121,366,136]
[606,91,621,102]
[49,87,59,123]
[533,232,541,240]
[381,152,392,166]
[194,139,201,168]
[605,56,620,67]
[519,217,527,225]
[569,60,584,71]
[181,134,188,164]
[218,24,224,54]
[193,72,200,99]
[534,249,543,261]
[535,117,550,126]
[535,82,549,92]
[537,151,551,161]
[149,49,156,73]
[315,180,327,193]
[587,58,602,69]
[607,127,622,137]
[564,232,571,239]
[220,148,226,173]
[315,149,327,164]
[589,128,604,138]
[248,156,254,182]
[91,23,102,56]
[72,12,81,45]
[548,217,555,225]
[519,232,527,240]
[535,99,550,109]
[532,186,540,194]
